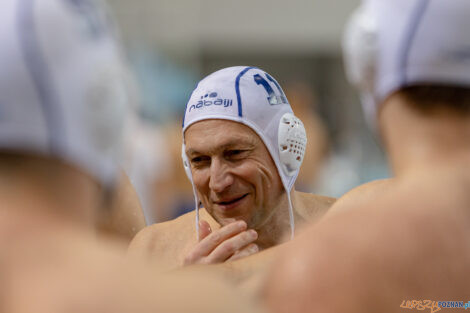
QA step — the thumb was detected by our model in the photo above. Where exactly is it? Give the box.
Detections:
[198,219,212,241]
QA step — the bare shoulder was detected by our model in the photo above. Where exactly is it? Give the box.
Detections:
[295,191,336,223]
[267,173,470,312]
[127,211,197,266]
[327,178,393,216]
[267,182,470,312]
[264,197,413,312]
[343,178,391,196]
[3,231,262,313]
[127,209,219,267]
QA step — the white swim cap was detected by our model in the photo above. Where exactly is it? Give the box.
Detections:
[182,66,307,239]
[0,0,130,187]
[343,0,470,127]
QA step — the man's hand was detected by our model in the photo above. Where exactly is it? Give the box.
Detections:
[183,220,259,266]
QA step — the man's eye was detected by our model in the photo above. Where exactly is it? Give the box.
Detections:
[190,156,210,166]
[225,150,246,159]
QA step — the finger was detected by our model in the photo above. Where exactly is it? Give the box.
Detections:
[184,221,246,265]
[207,229,258,263]
[193,221,248,260]
[226,243,259,262]
[198,219,212,241]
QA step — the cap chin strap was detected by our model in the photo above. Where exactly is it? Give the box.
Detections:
[193,188,201,241]
[286,186,295,240]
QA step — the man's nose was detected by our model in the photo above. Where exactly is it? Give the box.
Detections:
[209,158,233,193]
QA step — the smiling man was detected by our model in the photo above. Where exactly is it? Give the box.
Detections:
[129,66,335,269]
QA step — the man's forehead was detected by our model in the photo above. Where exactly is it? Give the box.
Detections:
[184,119,262,152]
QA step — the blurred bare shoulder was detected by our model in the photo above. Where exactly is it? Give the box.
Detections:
[128,209,217,268]
[326,178,393,217]
[266,177,470,313]
[2,228,262,313]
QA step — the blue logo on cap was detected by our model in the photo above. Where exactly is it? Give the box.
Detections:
[201,92,218,99]
[253,73,288,105]
[189,91,233,112]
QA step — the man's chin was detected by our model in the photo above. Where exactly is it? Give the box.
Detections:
[212,210,252,227]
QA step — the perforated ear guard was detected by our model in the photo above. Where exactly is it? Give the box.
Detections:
[278,113,307,176]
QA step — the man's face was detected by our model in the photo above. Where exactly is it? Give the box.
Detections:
[184,119,284,228]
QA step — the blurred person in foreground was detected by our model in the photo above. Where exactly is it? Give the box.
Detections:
[0,1,260,312]
[264,0,470,312]
[129,66,335,273]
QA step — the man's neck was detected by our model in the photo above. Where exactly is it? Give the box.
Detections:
[254,190,303,250]
[380,95,470,177]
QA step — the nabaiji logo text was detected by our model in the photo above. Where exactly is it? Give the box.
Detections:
[189,92,233,112]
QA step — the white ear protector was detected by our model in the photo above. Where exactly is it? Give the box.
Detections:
[278,113,307,176]
[277,112,306,240]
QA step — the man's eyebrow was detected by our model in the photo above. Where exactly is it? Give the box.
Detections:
[186,138,257,157]
[219,139,257,150]
[185,148,200,157]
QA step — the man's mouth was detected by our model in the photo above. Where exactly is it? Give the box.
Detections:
[214,194,249,211]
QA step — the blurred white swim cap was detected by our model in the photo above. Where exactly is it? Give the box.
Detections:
[0,0,130,187]
[343,0,470,127]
